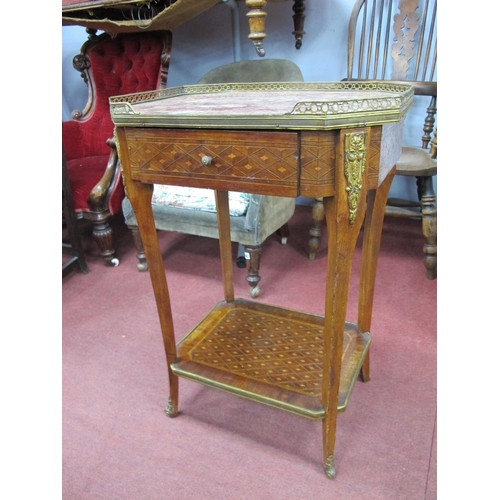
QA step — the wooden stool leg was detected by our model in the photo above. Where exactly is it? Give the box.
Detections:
[244,245,262,298]
[358,168,396,383]
[129,225,148,272]
[419,176,437,280]
[308,197,324,260]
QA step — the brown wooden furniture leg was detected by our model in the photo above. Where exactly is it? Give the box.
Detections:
[89,218,117,266]
[321,193,367,477]
[292,0,306,49]
[309,197,324,260]
[215,190,235,303]
[321,128,369,479]
[358,167,396,382]
[128,208,279,298]
[84,139,121,267]
[244,245,262,298]
[129,225,148,272]
[118,131,179,417]
[419,176,437,279]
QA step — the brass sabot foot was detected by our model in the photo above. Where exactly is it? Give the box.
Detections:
[324,455,336,479]
[164,397,179,418]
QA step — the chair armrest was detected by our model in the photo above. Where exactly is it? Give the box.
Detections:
[87,137,121,213]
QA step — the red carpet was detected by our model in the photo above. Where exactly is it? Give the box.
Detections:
[62,205,436,499]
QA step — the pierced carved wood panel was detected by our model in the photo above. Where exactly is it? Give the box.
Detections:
[391,0,420,80]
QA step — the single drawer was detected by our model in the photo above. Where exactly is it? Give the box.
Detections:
[124,128,299,196]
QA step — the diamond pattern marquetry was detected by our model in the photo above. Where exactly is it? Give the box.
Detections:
[127,129,299,185]
[301,143,335,182]
[186,308,354,397]
[299,131,336,196]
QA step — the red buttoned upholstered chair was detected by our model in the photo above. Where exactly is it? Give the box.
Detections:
[62,29,172,266]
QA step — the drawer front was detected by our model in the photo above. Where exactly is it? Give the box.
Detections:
[124,128,299,196]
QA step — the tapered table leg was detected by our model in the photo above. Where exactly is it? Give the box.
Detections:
[321,128,369,478]
[358,167,396,382]
[215,190,235,303]
[117,130,179,417]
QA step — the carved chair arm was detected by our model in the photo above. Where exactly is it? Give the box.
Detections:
[87,137,120,213]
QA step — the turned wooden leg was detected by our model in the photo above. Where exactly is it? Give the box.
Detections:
[90,218,119,267]
[244,245,262,298]
[85,138,121,267]
[309,198,324,260]
[129,225,148,272]
[245,0,267,57]
[292,0,306,49]
[418,176,437,280]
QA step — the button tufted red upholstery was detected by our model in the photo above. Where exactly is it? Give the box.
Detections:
[63,31,167,214]
[62,30,171,266]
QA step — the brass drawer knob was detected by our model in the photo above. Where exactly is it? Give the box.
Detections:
[201,155,213,166]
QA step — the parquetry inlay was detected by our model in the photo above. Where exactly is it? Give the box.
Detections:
[128,137,298,183]
[187,309,353,397]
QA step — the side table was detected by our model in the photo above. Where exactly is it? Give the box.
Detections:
[111,81,412,478]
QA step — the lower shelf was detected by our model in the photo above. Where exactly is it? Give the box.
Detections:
[171,298,370,420]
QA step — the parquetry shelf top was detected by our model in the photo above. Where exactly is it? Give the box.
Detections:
[110,81,413,130]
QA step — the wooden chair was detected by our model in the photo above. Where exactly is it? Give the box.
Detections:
[122,59,303,297]
[62,29,172,266]
[309,0,437,279]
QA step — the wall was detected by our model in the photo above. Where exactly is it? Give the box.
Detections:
[62,0,435,202]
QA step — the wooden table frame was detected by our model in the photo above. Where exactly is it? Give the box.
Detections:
[112,82,411,478]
